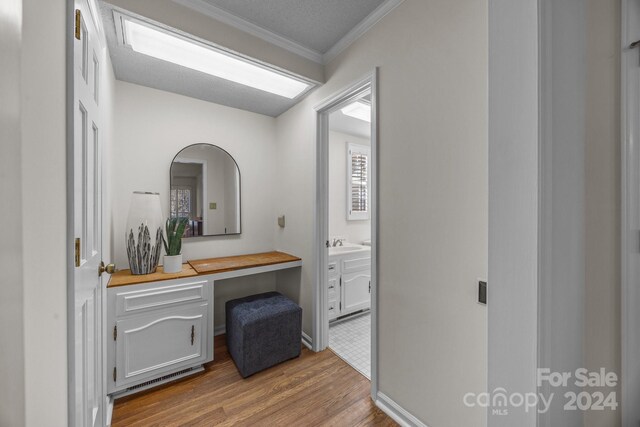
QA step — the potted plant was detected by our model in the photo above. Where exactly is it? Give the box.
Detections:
[162,217,189,273]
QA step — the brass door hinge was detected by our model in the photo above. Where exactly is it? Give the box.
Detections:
[113,367,116,382]
[113,325,117,341]
[75,9,81,40]
[74,238,81,267]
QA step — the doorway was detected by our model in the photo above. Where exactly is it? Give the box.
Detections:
[314,70,378,396]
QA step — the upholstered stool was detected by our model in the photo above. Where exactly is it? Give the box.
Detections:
[226,291,302,378]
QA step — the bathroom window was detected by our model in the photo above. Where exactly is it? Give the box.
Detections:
[347,143,370,220]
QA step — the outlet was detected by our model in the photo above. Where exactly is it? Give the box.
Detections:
[209,202,217,210]
[478,280,487,305]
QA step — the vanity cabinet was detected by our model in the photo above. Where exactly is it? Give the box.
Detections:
[106,251,302,397]
[328,249,371,320]
[107,275,214,395]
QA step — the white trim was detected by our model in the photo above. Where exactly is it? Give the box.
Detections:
[314,70,378,398]
[322,0,404,64]
[375,392,428,427]
[171,0,323,63]
[301,332,313,350]
[105,396,113,427]
[621,1,639,426]
[214,324,225,336]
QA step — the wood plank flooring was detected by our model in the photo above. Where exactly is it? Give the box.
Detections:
[111,335,396,427]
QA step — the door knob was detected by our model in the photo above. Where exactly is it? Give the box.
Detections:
[98,261,117,276]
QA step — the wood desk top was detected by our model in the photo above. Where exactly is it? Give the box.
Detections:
[188,251,302,274]
[107,251,301,288]
[107,264,198,288]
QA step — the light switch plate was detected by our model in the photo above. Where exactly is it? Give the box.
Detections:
[209,202,217,210]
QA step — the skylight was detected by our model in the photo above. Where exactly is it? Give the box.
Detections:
[117,14,312,99]
[341,101,371,122]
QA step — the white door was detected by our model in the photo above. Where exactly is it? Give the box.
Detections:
[342,271,371,315]
[72,1,108,426]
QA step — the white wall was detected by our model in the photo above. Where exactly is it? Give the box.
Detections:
[584,1,620,426]
[113,80,279,325]
[329,130,371,244]
[0,0,25,425]
[275,1,488,425]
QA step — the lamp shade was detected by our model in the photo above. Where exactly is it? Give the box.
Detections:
[125,191,164,274]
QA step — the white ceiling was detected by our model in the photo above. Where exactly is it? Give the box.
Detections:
[100,0,399,117]
[329,110,371,140]
[198,0,386,54]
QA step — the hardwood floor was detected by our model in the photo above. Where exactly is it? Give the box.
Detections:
[111,335,396,426]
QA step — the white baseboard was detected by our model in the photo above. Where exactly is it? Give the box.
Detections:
[105,395,114,426]
[301,331,313,350]
[214,324,226,336]
[375,392,428,427]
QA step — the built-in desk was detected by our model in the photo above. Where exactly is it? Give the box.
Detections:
[106,251,302,397]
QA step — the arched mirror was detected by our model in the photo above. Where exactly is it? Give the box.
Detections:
[170,144,241,237]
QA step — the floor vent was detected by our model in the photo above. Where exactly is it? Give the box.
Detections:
[126,368,194,392]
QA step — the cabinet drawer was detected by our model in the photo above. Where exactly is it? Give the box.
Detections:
[328,261,339,277]
[115,280,208,316]
[342,256,371,274]
[328,300,338,320]
[114,303,209,389]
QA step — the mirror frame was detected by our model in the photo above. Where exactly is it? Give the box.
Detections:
[169,143,242,237]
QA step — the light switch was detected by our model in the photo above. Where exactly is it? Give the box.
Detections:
[278,215,285,228]
[209,202,217,210]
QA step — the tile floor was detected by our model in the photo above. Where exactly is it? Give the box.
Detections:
[329,312,371,379]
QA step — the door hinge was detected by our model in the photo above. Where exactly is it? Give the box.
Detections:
[113,367,116,382]
[369,280,371,293]
[339,302,342,311]
[339,277,342,287]
[113,325,117,341]
[74,9,81,40]
[74,238,81,267]
[326,240,330,248]
[190,325,195,346]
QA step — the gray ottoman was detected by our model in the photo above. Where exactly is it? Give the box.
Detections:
[226,291,302,378]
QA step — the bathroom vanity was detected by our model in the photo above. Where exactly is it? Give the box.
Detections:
[327,244,371,321]
[106,251,301,397]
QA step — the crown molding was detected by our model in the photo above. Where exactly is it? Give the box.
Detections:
[322,0,404,64]
[172,0,324,63]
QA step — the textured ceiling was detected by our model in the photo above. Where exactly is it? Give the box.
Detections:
[100,3,316,117]
[201,0,386,53]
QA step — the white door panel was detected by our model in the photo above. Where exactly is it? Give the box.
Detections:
[342,271,371,315]
[115,304,209,388]
[73,1,105,425]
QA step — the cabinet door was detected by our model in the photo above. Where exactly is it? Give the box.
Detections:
[328,276,339,320]
[342,271,371,315]
[115,303,208,389]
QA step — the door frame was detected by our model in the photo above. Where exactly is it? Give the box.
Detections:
[621,1,639,425]
[313,68,379,398]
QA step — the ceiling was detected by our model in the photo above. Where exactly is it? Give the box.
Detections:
[198,0,386,54]
[100,0,397,117]
[329,110,371,140]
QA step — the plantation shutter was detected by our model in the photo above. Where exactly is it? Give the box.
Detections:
[347,143,370,220]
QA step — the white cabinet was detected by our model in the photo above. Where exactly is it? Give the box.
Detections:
[107,277,214,395]
[342,271,371,314]
[327,249,371,320]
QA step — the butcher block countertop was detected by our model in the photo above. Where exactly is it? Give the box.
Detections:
[107,251,302,288]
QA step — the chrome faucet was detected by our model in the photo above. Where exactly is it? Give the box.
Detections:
[332,238,345,247]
